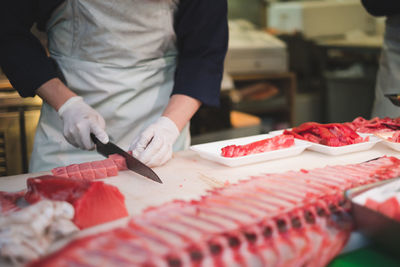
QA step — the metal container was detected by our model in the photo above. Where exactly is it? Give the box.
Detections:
[346,179,400,258]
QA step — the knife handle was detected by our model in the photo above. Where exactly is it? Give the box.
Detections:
[90,133,100,145]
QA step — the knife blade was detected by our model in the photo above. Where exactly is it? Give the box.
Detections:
[90,134,162,183]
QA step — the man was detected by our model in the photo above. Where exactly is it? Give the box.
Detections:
[361,0,400,117]
[0,0,228,172]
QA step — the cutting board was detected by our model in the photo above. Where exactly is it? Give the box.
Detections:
[2,143,399,217]
[1,143,400,262]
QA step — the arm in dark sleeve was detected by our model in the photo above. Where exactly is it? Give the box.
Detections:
[361,0,400,16]
[173,0,228,107]
[0,0,61,97]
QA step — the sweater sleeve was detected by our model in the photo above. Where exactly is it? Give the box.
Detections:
[0,0,62,97]
[361,0,400,17]
[173,0,229,107]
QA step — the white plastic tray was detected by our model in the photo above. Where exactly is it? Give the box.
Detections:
[268,129,287,135]
[190,134,311,167]
[270,129,381,155]
[353,178,400,205]
[380,140,400,152]
[375,132,400,152]
[305,134,381,156]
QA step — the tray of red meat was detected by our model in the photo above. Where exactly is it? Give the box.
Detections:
[190,134,311,167]
[283,122,381,155]
[374,131,400,151]
[345,116,400,134]
[346,178,400,258]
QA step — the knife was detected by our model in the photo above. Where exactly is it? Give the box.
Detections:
[90,134,162,183]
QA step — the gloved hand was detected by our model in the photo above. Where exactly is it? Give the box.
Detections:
[129,116,180,167]
[58,96,109,150]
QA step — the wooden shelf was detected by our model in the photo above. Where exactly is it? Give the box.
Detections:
[0,77,42,175]
[231,72,296,81]
[0,79,12,90]
[0,78,42,109]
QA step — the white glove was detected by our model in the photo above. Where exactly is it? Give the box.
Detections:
[58,96,109,150]
[129,116,180,167]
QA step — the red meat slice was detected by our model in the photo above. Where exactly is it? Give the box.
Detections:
[221,134,294,157]
[74,182,128,229]
[283,129,304,140]
[377,197,400,220]
[24,176,128,229]
[292,122,318,133]
[348,116,400,133]
[0,190,25,215]
[51,166,68,178]
[66,164,82,179]
[102,158,119,177]
[109,154,128,170]
[79,162,95,180]
[90,161,107,179]
[25,176,91,204]
[284,122,366,147]
[365,198,380,211]
[388,131,400,143]
[302,132,321,143]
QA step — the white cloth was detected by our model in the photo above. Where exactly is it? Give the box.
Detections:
[30,0,189,172]
[0,200,78,265]
[372,14,400,118]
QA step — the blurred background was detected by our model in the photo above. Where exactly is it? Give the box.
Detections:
[0,0,385,175]
[191,0,384,143]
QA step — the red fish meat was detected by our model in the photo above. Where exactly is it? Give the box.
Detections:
[345,116,400,133]
[221,134,295,157]
[24,176,128,229]
[284,122,367,146]
[51,154,123,180]
[388,131,400,142]
[0,190,25,215]
[28,157,400,267]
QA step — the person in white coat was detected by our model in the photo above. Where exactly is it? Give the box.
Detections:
[362,0,400,117]
[0,0,228,172]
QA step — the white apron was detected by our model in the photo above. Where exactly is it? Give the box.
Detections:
[372,14,400,118]
[30,0,189,172]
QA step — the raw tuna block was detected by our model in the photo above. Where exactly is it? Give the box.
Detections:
[102,158,118,177]
[90,161,107,179]
[73,182,128,229]
[109,154,128,170]
[51,166,68,178]
[79,162,95,180]
[25,176,128,229]
[66,164,82,179]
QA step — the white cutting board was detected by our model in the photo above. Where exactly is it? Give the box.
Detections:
[1,142,400,260]
[2,142,400,217]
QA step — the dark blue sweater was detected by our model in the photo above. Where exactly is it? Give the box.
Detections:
[361,0,400,16]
